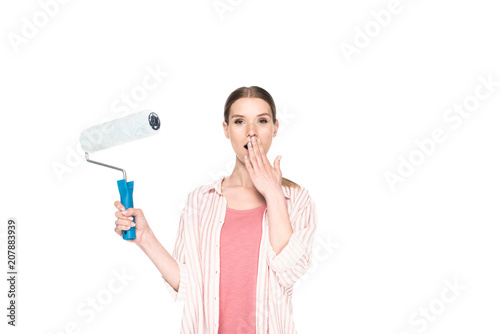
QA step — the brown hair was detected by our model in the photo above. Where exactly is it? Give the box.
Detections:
[224,86,301,189]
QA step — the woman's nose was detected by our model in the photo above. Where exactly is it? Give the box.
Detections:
[247,125,257,137]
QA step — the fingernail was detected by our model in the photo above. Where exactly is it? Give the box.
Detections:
[128,217,134,221]
[121,210,127,215]
[257,138,261,143]
[131,223,136,227]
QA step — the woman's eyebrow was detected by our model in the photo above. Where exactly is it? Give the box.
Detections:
[231,113,270,119]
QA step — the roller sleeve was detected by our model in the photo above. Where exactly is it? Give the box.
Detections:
[79,110,160,153]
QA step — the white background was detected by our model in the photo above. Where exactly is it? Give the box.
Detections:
[1,0,500,333]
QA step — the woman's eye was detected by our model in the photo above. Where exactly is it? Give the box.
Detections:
[234,119,267,124]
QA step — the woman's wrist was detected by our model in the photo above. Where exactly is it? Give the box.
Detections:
[137,228,156,249]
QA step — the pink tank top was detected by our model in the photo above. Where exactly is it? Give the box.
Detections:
[218,203,266,334]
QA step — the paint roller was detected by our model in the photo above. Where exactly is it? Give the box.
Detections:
[79,110,161,240]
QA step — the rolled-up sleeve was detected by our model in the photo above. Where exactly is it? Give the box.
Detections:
[162,263,188,302]
[161,204,189,302]
[266,193,318,288]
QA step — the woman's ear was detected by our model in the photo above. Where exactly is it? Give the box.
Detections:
[273,119,279,137]
[222,121,229,139]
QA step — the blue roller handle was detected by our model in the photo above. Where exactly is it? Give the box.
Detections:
[117,179,136,240]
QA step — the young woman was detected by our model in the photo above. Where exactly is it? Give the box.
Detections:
[113,86,318,333]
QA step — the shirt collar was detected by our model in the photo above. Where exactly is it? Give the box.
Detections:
[203,176,291,199]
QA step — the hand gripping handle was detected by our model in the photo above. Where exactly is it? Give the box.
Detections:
[117,179,136,240]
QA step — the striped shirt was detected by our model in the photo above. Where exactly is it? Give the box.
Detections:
[162,176,318,333]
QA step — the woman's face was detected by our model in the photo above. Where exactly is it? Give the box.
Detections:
[223,97,278,162]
